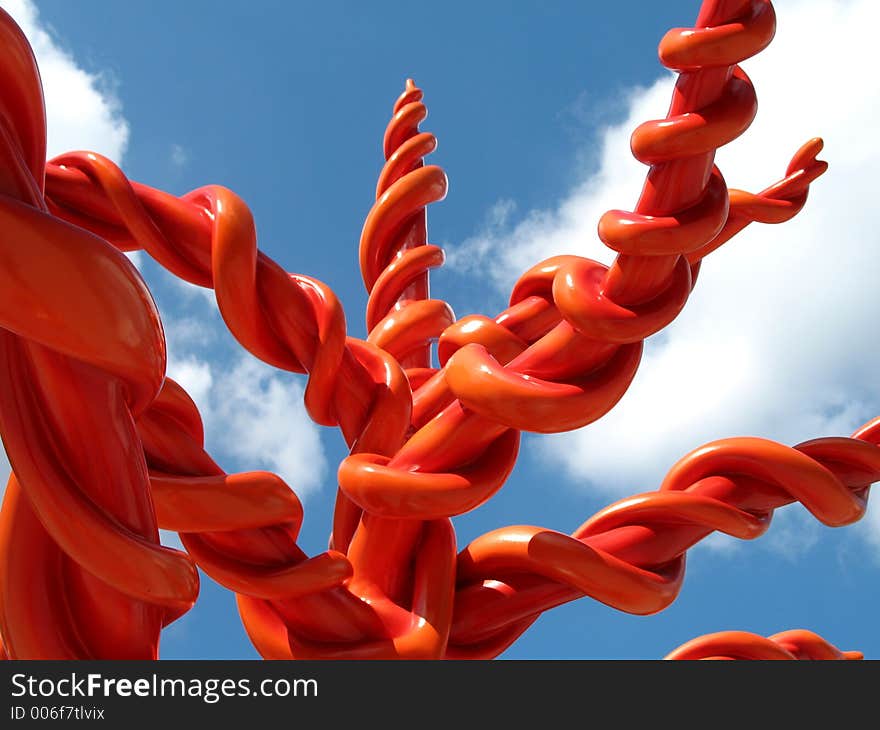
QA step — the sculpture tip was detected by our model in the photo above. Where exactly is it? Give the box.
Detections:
[403,77,422,97]
[785,137,827,180]
[392,78,424,115]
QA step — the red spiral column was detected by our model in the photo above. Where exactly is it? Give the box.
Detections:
[445,421,879,658]
[0,10,197,659]
[361,78,451,375]
[344,79,455,605]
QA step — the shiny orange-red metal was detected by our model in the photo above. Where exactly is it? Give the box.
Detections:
[0,0,870,659]
[666,630,863,661]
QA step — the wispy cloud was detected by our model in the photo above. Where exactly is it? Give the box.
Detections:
[164,306,328,500]
[698,504,824,559]
[170,143,189,168]
[858,496,880,560]
[449,0,880,557]
[2,0,129,161]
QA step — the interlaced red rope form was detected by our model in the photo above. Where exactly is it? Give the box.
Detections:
[0,0,873,659]
[665,630,863,660]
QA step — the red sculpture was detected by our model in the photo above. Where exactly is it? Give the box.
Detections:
[0,0,873,660]
[665,630,863,660]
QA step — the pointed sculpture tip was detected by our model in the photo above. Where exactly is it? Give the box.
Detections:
[391,78,423,116]
[803,136,823,157]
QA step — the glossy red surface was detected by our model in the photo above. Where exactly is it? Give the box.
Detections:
[666,629,863,660]
[0,0,868,659]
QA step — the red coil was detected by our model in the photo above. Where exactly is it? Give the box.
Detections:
[361,78,452,374]
[666,629,863,660]
[0,12,197,658]
[445,420,879,658]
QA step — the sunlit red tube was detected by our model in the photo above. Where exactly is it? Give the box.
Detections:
[0,9,196,658]
[445,426,878,657]
[665,630,863,660]
[602,0,773,304]
[310,77,457,632]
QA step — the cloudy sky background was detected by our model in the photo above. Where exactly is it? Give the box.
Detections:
[2,0,878,658]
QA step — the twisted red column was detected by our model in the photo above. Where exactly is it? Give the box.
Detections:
[445,418,880,657]
[0,11,197,659]
[337,79,454,605]
[361,78,451,375]
[666,630,863,660]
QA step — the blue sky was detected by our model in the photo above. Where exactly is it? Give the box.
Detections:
[3,0,879,659]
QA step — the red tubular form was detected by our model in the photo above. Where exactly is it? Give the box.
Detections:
[665,630,863,660]
[341,79,454,601]
[0,0,865,660]
[41,89,462,660]
[0,12,197,659]
[445,421,879,658]
[361,78,452,374]
[139,378,351,607]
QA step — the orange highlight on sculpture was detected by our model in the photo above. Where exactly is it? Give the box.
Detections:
[0,0,871,660]
[666,630,863,661]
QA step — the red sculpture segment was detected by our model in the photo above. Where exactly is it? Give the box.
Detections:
[666,630,863,661]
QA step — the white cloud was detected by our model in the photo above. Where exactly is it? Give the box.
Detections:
[165,314,328,500]
[859,496,880,558]
[207,356,327,497]
[170,143,188,168]
[2,0,129,161]
[699,504,824,561]
[450,0,880,556]
[169,354,214,408]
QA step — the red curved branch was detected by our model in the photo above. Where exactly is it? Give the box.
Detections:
[0,10,196,659]
[446,421,879,658]
[666,629,863,660]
